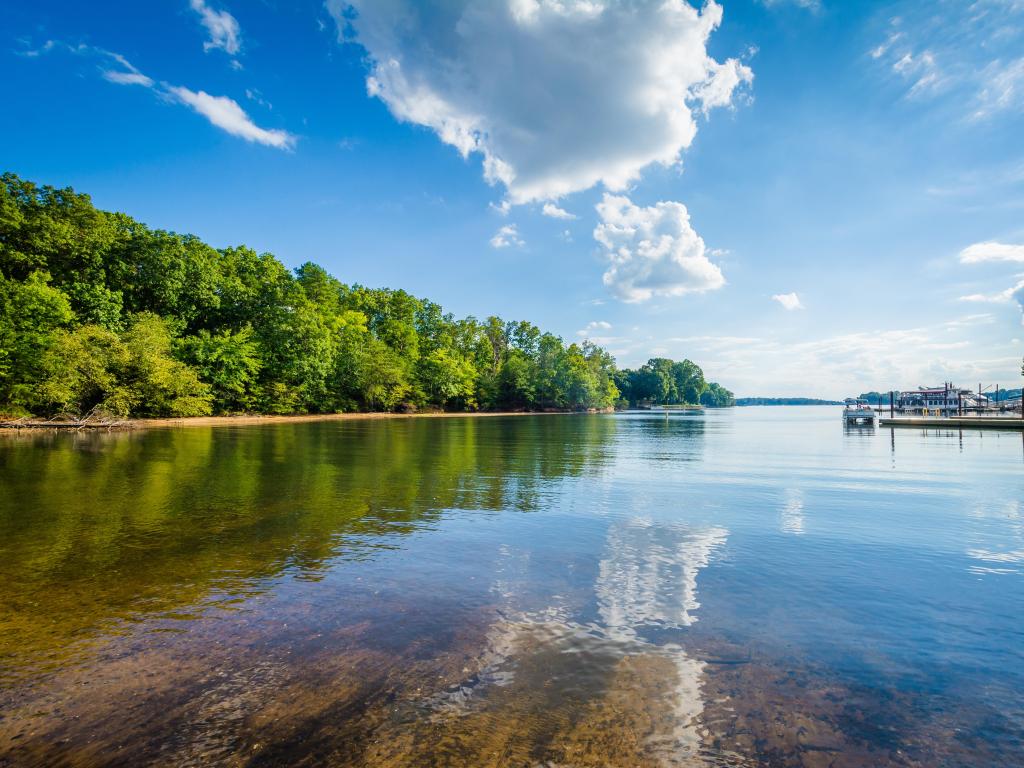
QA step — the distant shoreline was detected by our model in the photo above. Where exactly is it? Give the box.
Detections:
[735,399,843,406]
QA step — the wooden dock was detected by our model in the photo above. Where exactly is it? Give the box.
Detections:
[879,416,1024,430]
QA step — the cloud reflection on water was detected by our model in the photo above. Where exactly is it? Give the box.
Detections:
[436,518,728,765]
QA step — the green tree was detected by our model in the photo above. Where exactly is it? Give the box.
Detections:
[36,314,211,418]
[177,327,262,413]
[418,348,477,408]
[0,271,74,414]
[0,173,729,420]
[700,382,735,408]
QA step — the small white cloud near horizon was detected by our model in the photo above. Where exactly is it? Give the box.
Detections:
[190,0,241,56]
[662,314,1021,399]
[594,193,725,303]
[490,224,524,249]
[330,0,753,204]
[772,292,804,310]
[959,241,1024,263]
[166,86,296,149]
[577,320,612,337]
[542,203,576,220]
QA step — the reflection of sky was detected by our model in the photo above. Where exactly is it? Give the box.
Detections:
[597,518,728,634]
[455,517,728,764]
[597,518,728,761]
[780,489,805,536]
[967,500,1024,575]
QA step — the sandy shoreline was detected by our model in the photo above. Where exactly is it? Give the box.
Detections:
[1,410,597,432]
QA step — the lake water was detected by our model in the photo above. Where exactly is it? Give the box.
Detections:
[1,407,1022,767]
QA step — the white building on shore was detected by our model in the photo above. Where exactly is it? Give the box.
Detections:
[895,384,989,415]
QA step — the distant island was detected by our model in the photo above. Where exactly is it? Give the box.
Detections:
[736,397,844,406]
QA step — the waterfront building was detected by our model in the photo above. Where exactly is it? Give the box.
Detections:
[895,384,989,415]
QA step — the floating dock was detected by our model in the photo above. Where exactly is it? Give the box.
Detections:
[879,416,1024,430]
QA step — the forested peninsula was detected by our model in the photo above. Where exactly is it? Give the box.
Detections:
[0,174,733,420]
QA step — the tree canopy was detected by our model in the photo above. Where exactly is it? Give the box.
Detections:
[0,173,732,419]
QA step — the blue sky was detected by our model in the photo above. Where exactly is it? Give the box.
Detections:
[3,0,1023,397]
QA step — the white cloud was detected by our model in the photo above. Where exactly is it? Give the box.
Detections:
[577,320,612,337]
[772,292,804,310]
[245,88,272,110]
[166,86,296,148]
[871,4,1024,117]
[959,241,1024,263]
[760,0,820,9]
[960,240,1024,323]
[490,224,524,249]
[593,194,725,303]
[960,279,1024,325]
[975,57,1024,118]
[103,70,153,87]
[23,40,293,150]
[16,39,56,58]
[190,0,241,56]
[541,202,576,220]
[330,0,752,204]
[92,50,154,87]
[489,200,512,216]
[959,278,1024,303]
[661,316,1022,399]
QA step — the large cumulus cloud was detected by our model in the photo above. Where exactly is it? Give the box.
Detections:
[594,194,725,302]
[329,0,752,203]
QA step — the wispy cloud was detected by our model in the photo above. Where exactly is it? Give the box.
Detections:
[15,39,56,58]
[959,240,1024,323]
[870,3,1024,118]
[245,88,272,110]
[759,0,821,10]
[165,86,296,149]
[190,0,241,56]
[959,279,1024,303]
[100,51,153,87]
[577,320,612,337]
[22,39,294,149]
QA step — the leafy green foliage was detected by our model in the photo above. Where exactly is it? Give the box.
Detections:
[699,382,735,408]
[616,356,731,408]
[0,271,74,414]
[34,314,212,418]
[0,173,727,418]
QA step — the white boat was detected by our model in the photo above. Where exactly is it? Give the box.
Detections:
[843,399,875,425]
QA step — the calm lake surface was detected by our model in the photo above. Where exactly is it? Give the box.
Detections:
[1,407,1022,767]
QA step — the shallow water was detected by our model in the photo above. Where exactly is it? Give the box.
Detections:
[1,407,1022,766]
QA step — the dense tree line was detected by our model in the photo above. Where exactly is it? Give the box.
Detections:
[614,357,734,408]
[734,397,842,406]
[0,174,731,418]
